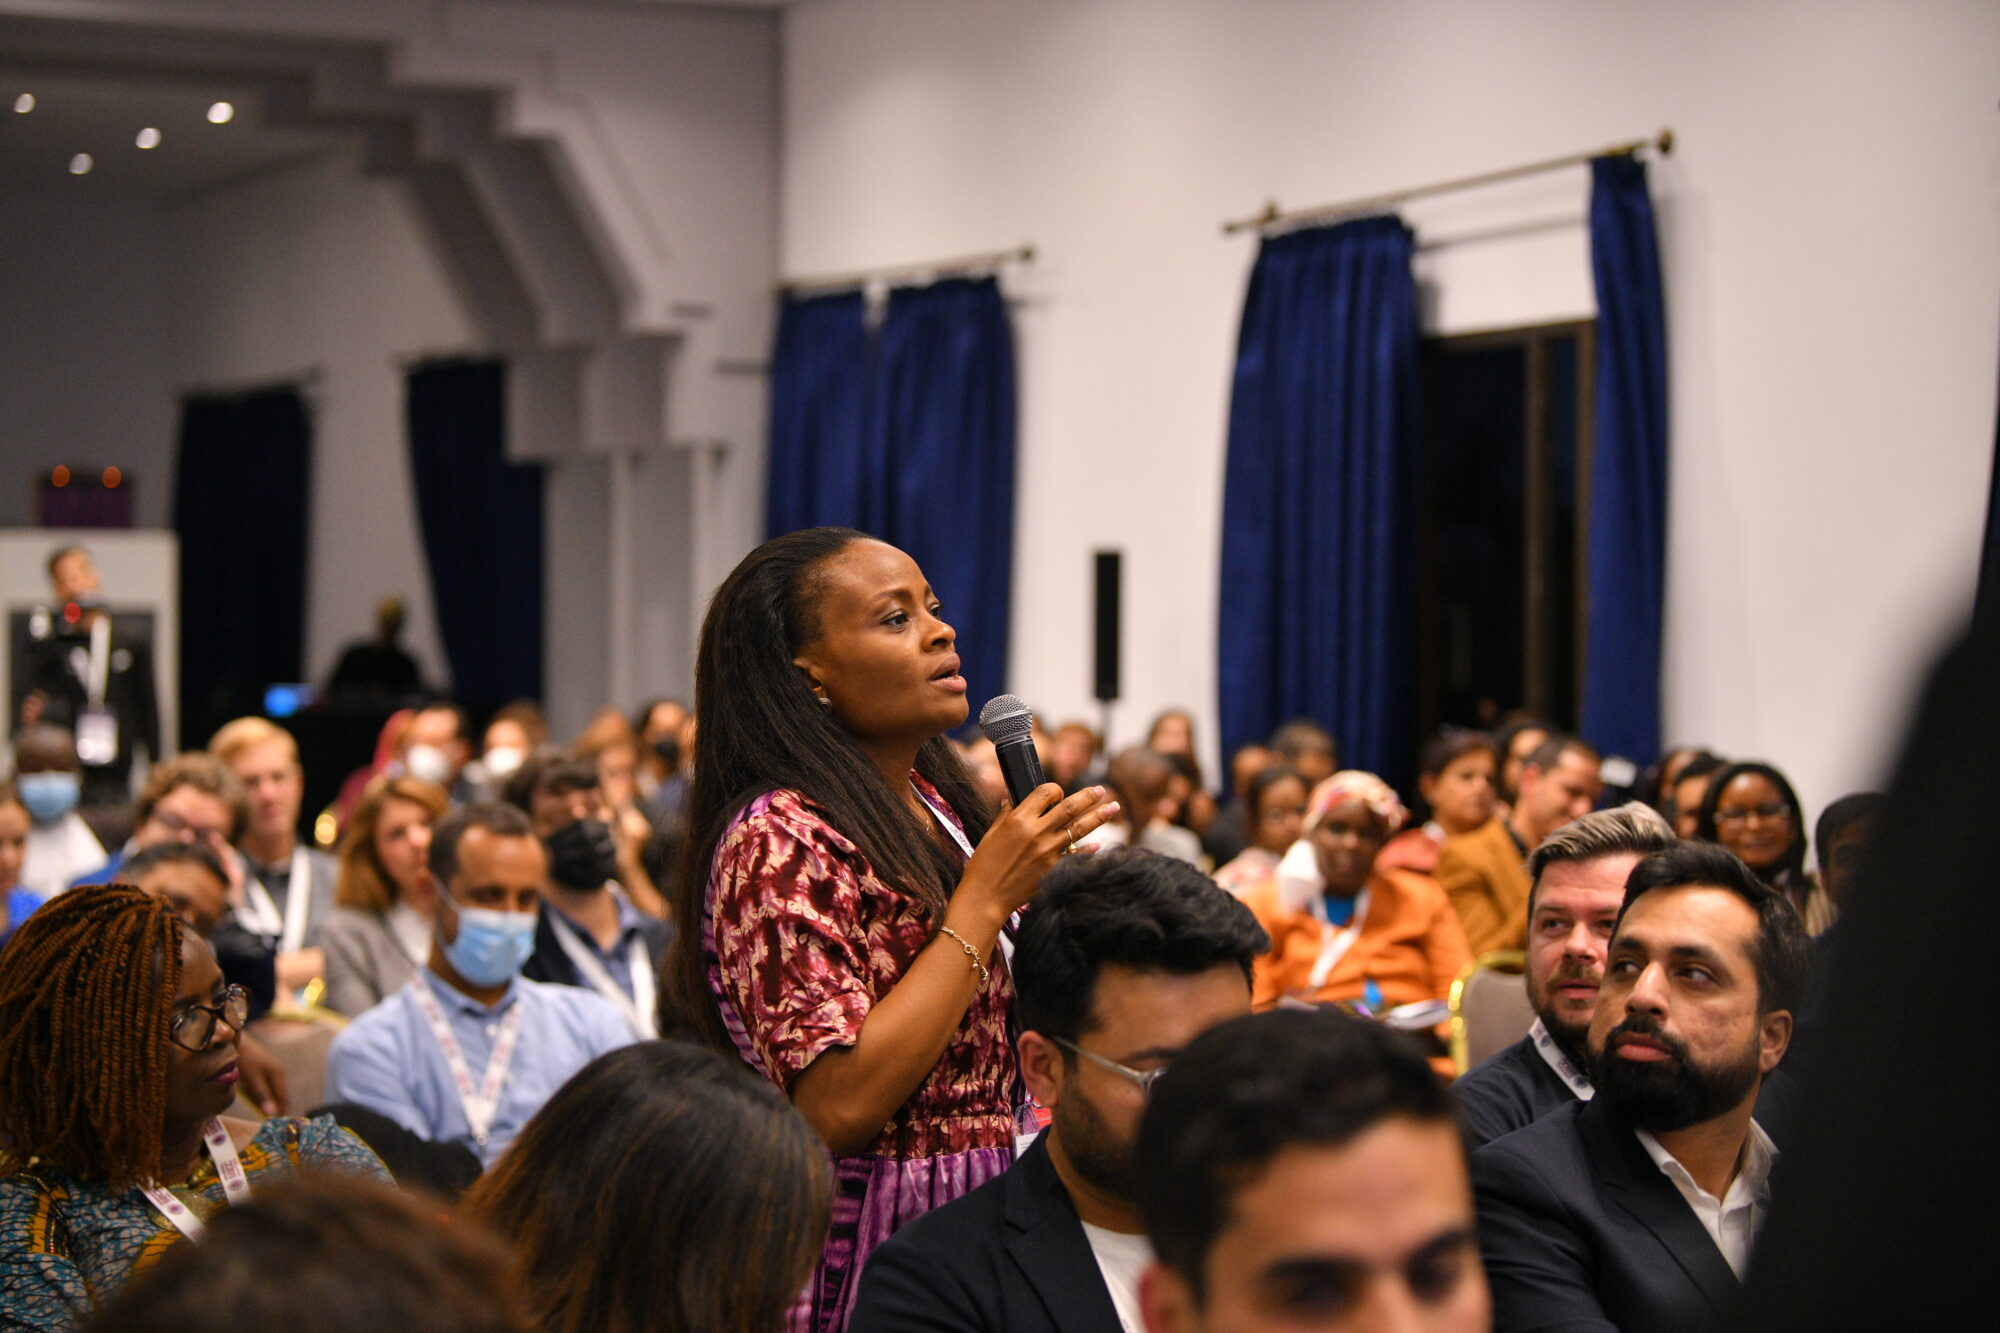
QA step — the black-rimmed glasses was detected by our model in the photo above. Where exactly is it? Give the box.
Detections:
[170,985,249,1052]
[1053,1036,1168,1095]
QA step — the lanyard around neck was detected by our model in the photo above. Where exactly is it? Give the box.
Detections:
[409,976,525,1148]
[913,783,975,860]
[548,908,657,1039]
[138,1118,249,1242]
[1305,887,1372,989]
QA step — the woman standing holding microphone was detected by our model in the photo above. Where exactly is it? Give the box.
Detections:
[668,528,1117,1331]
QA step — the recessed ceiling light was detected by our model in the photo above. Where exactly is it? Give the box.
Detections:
[12,93,33,114]
[136,127,162,149]
[69,153,93,175]
[206,101,234,124]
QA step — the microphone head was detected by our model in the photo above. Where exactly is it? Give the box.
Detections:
[978,694,1035,746]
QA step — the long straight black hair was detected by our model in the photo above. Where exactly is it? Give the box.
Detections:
[665,527,992,1052]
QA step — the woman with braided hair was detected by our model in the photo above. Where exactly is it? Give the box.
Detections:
[0,884,390,1329]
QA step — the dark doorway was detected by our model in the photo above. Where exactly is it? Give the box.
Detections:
[1414,321,1593,746]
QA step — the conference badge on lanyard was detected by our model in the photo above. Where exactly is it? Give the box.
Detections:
[138,1118,250,1243]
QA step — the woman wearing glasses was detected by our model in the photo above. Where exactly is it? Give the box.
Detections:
[1695,759,1834,934]
[0,884,390,1329]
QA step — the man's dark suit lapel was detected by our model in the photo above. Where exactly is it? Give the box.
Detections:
[1579,1100,1742,1315]
[1002,1135,1125,1332]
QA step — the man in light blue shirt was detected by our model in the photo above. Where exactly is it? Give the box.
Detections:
[326,803,632,1167]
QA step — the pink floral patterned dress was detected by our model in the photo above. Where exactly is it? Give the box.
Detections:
[701,777,1020,1332]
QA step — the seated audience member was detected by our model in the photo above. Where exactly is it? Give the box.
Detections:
[211,717,336,997]
[395,701,476,803]
[1490,716,1552,812]
[632,696,691,821]
[68,752,248,890]
[1200,741,1272,866]
[0,782,27,948]
[304,1102,483,1201]
[959,737,1010,811]
[1453,804,1675,1149]
[1267,718,1337,788]
[1160,751,1216,841]
[1638,746,1711,823]
[1471,841,1811,1333]
[1211,765,1307,896]
[1090,748,1203,864]
[1047,720,1104,794]
[1669,752,1727,840]
[849,848,1268,1333]
[0,885,391,1329]
[1238,773,1471,1072]
[88,1174,530,1333]
[462,1042,829,1333]
[1789,791,1886,1067]
[1380,730,1498,875]
[505,752,672,1039]
[1437,733,1602,955]
[570,712,669,917]
[320,776,449,1016]
[1132,1008,1490,1333]
[122,842,278,1017]
[462,699,547,803]
[1147,712,1215,837]
[10,725,104,901]
[1696,760,1832,934]
[325,804,632,1167]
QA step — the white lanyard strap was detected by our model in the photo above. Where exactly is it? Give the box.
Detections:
[913,783,976,860]
[548,909,657,1039]
[138,1118,250,1242]
[1307,888,1371,990]
[409,977,525,1147]
[1530,1018,1596,1099]
[239,850,311,952]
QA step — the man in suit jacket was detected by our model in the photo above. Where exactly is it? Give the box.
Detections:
[849,848,1268,1333]
[1472,841,1811,1332]
[1438,734,1603,955]
[1456,803,1675,1148]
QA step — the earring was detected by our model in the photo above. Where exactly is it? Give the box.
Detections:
[817,695,832,709]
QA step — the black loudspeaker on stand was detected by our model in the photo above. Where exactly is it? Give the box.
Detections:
[1093,550,1121,748]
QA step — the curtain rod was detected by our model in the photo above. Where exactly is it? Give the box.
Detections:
[1221,128,1674,237]
[780,243,1035,295]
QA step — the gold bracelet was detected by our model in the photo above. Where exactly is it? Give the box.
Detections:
[937,926,990,988]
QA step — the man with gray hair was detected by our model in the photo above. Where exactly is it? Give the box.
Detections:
[1455,802,1675,1148]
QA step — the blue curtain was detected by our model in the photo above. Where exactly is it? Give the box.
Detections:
[405,358,545,713]
[1216,217,1419,786]
[765,290,873,537]
[175,386,311,748]
[1580,156,1669,765]
[872,277,1018,715]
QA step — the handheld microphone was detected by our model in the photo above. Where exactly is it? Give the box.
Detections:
[978,694,1052,812]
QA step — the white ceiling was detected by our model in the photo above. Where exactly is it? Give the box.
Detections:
[0,66,335,200]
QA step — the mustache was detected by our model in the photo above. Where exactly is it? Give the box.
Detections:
[1604,1015,1689,1063]
[1547,963,1601,987]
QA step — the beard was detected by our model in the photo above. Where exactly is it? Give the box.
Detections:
[1529,963,1600,1063]
[1053,1082,1135,1201]
[1592,1015,1761,1134]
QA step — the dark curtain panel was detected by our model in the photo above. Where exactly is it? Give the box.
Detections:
[174,387,311,748]
[1216,217,1419,786]
[1580,156,1669,765]
[871,277,1019,715]
[765,290,875,537]
[406,359,544,712]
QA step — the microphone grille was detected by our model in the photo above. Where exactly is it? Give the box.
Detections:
[978,693,1034,745]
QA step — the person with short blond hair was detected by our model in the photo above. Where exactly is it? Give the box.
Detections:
[209,717,337,996]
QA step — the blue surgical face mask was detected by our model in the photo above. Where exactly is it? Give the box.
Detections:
[440,905,537,988]
[17,771,80,825]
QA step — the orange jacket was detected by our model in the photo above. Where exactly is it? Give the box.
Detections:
[1436,815,1533,955]
[1239,866,1473,1014]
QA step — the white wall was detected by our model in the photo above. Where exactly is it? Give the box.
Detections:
[781,0,2000,818]
[0,192,173,529]
[163,148,476,691]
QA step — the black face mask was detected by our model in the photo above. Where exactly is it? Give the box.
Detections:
[546,818,619,891]
[653,736,681,770]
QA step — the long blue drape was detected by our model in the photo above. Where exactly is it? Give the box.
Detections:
[872,277,1017,715]
[406,358,545,712]
[764,277,1017,712]
[1217,217,1419,786]
[765,290,873,537]
[1581,156,1669,765]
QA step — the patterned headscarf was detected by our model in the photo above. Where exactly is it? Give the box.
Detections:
[1302,770,1409,837]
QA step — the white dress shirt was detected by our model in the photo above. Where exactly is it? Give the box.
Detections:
[1634,1118,1778,1279]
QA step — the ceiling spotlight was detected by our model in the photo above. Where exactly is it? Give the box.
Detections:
[69,153,93,175]
[206,101,234,124]
[136,127,162,149]
[13,93,33,114]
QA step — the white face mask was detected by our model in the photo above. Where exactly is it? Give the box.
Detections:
[405,743,453,786]
[1275,838,1326,916]
[482,745,526,778]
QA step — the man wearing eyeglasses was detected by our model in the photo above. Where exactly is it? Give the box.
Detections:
[850,847,1269,1333]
